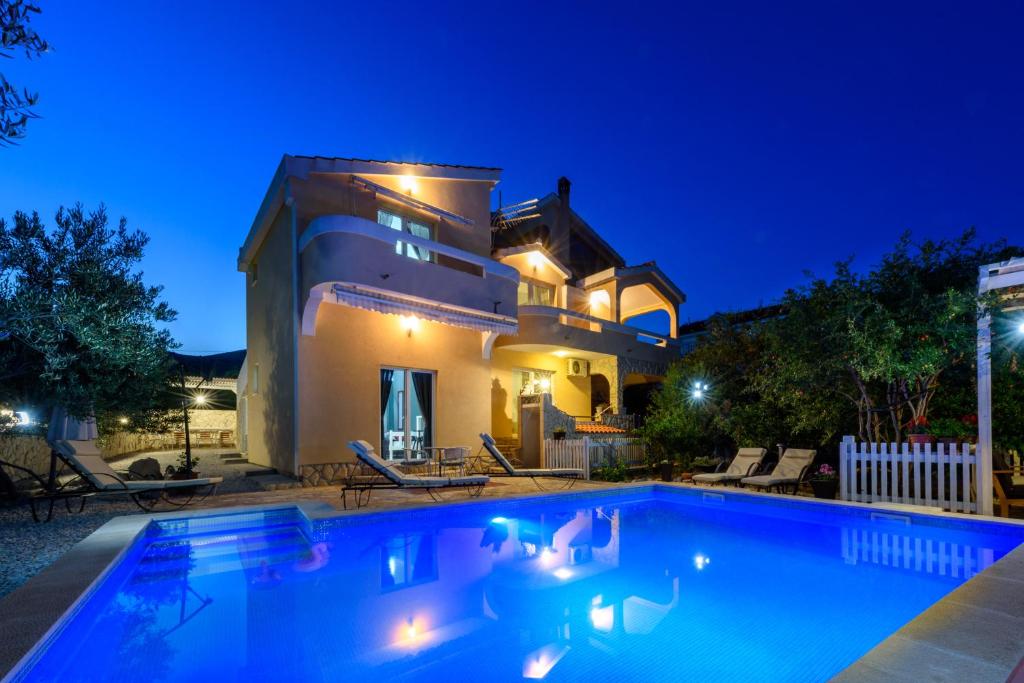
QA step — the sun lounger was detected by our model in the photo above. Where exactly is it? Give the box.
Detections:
[343,440,489,509]
[691,448,767,486]
[478,433,584,490]
[0,457,92,522]
[740,448,817,494]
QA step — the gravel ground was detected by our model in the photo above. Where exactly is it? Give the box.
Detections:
[0,448,264,599]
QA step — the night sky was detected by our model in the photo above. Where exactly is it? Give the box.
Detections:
[1,2,1021,353]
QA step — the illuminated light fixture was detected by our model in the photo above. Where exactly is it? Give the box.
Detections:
[491,516,509,524]
[523,644,570,679]
[15,411,30,425]
[552,350,568,358]
[552,567,573,580]
[193,394,207,406]
[400,314,420,337]
[691,381,710,401]
[118,416,129,425]
[1018,321,1024,334]
[694,553,711,571]
[528,251,544,270]
[589,290,610,309]
[589,604,614,632]
[399,175,417,194]
[540,378,551,391]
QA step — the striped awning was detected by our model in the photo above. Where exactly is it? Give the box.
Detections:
[331,283,518,335]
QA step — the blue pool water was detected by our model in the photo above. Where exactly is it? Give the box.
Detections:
[8,487,1024,682]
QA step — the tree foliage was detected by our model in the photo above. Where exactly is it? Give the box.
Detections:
[0,204,179,429]
[643,229,1022,459]
[1,0,48,145]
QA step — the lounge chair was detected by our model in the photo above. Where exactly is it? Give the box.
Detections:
[993,452,1024,518]
[740,448,817,494]
[691,448,767,486]
[342,440,489,509]
[0,457,91,522]
[47,409,222,511]
[478,433,584,490]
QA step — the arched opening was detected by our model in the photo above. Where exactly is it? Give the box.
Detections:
[619,283,677,338]
[590,373,611,417]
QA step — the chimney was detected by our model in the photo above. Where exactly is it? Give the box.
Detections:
[557,176,571,206]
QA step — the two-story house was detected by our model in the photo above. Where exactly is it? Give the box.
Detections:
[236,156,684,479]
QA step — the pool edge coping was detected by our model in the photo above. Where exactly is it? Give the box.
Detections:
[1,484,1022,682]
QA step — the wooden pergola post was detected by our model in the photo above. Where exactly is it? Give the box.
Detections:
[977,257,1024,516]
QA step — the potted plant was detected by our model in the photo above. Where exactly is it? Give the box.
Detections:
[166,452,202,480]
[907,416,935,446]
[809,464,838,499]
[552,426,567,441]
[657,458,675,482]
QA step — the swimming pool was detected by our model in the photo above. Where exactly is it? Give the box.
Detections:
[6,486,1024,682]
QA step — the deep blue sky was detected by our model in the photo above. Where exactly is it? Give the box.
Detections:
[2,2,1022,353]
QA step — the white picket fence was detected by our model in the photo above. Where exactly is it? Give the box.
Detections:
[544,437,646,479]
[839,435,977,513]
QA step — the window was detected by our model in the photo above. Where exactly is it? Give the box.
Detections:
[518,279,555,306]
[377,209,433,262]
[380,368,434,460]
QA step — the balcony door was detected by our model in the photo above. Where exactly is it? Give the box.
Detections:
[380,368,434,460]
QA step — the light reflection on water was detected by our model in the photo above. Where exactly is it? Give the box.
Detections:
[13,492,1024,683]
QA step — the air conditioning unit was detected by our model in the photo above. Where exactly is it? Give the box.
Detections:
[566,358,589,377]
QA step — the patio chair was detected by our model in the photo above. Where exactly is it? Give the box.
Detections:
[740,448,817,494]
[476,433,584,490]
[0,457,91,522]
[993,451,1024,518]
[342,440,489,509]
[691,447,767,486]
[47,409,222,511]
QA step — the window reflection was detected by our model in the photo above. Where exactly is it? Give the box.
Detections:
[381,534,438,591]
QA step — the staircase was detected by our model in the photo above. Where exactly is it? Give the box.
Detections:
[491,436,521,464]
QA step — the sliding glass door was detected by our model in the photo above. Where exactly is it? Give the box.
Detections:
[380,368,434,460]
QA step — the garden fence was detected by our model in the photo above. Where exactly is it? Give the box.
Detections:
[839,435,977,513]
[544,437,646,479]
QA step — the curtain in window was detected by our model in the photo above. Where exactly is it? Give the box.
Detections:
[380,369,394,452]
[411,371,432,449]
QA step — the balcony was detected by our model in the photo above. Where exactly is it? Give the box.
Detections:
[509,305,680,362]
[299,215,519,336]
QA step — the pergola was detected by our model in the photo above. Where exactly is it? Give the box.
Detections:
[976,256,1024,515]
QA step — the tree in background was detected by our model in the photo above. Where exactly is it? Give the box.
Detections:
[646,229,1021,459]
[0,204,179,431]
[1,0,48,145]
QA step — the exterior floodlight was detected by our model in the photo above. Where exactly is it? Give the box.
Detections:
[692,389,703,399]
[194,394,207,406]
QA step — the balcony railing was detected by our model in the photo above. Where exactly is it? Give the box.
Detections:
[518,305,678,351]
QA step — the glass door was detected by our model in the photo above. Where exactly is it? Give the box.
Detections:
[380,368,434,460]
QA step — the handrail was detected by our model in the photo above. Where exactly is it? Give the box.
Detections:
[299,214,520,283]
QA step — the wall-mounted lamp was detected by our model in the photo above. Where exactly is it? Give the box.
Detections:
[400,315,420,337]
[399,175,417,195]
[528,251,544,271]
[194,394,207,406]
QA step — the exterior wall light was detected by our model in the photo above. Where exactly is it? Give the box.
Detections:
[528,251,544,271]
[400,314,420,337]
[399,175,417,195]
[194,394,207,406]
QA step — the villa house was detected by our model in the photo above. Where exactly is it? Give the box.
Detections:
[236,155,684,479]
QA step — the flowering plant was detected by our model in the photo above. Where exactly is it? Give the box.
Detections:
[907,416,930,435]
[810,464,837,481]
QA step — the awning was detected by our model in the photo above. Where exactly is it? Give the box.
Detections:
[331,283,518,335]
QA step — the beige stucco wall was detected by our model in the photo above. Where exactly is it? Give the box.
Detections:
[296,303,491,465]
[489,348,593,438]
[243,206,297,473]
